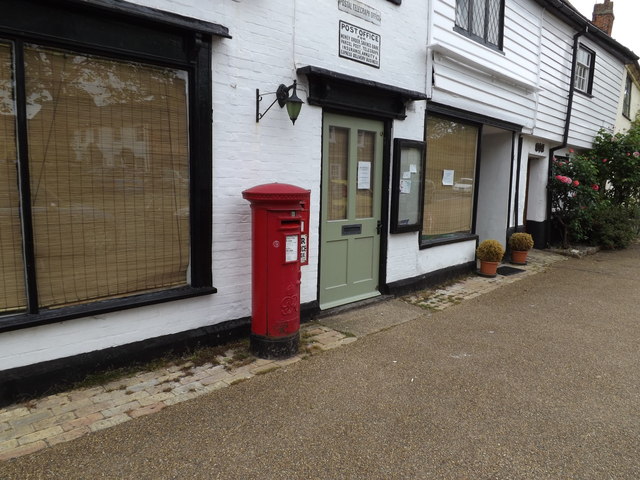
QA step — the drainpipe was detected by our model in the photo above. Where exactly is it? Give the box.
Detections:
[545,26,587,246]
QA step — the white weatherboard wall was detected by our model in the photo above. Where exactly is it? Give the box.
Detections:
[533,11,573,144]
[428,0,540,130]
[534,11,626,149]
[0,0,430,371]
[568,38,623,147]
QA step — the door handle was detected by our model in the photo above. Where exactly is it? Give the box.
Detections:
[377,220,382,234]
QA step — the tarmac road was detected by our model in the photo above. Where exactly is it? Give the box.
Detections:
[1,245,639,479]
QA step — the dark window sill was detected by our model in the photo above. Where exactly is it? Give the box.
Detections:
[574,89,594,98]
[0,286,217,333]
[453,26,503,54]
[420,232,478,249]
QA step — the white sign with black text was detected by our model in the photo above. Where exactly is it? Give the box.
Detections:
[339,20,380,68]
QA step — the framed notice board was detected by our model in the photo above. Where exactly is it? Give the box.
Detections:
[390,138,425,233]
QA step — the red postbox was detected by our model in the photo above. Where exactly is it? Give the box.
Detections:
[242,183,311,358]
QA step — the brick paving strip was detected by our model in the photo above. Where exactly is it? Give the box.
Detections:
[0,250,566,461]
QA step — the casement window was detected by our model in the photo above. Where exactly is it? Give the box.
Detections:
[0,0,225,330]
[455,0,504,50]
[574,45,595,94]
[421,115,479,244]
[623,74,632,119]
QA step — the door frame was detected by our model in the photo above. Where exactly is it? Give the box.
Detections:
[318,108,391,309]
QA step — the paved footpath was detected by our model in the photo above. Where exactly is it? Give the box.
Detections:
[0,250,565,462]
[2,245,640,478]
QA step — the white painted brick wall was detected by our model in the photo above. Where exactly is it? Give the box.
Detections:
[0,0,434,370]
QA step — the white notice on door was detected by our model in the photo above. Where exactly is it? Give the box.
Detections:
[285,235,299,262]
[357,161,371,189]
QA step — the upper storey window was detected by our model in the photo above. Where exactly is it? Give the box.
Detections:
[455,0,504,50]
[623,74,632,119]
[574,45,595,94]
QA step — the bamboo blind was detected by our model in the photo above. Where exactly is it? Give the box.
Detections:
[422,116,478,237]
[23,46,190,309]
[0,44,27,313]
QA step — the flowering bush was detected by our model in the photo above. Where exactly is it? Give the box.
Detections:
[549,116,640,249]
[549,152,599,247]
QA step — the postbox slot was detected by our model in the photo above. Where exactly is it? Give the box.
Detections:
[342,224,362,236]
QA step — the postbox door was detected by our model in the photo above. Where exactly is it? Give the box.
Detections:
[266,213,301,336]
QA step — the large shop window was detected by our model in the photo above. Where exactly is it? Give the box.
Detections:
[455,0,504,50]
[0,4,218,329]
[421,116,479,244]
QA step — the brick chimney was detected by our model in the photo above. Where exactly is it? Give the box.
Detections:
[592,0,614,35]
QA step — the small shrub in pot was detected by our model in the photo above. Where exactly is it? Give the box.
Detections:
[476,239,505,262]
[508,232,534,251]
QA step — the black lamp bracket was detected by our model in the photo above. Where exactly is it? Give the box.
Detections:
[256,80,298,123]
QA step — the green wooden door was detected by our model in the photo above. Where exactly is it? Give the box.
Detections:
[319,113,384,309]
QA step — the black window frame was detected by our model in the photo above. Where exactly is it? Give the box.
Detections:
[623,73,632,119]
[453,0,505,51]
[574,44,596,96]
[0,0,224,333]
[419,112,482,249]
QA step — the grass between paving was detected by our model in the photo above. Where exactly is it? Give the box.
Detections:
[16,325,331,406]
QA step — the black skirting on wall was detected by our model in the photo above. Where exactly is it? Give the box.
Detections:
[0,301,319,408]
[384,261,476,297]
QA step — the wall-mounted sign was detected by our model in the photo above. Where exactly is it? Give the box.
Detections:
[339,21,381,68]
[338,0,381,26]
[535,142,545,153]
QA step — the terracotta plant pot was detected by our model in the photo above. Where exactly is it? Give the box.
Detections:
[479,260,499,277]
[511,250,528,265]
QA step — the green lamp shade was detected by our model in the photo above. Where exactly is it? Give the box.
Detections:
[286,93,303,125]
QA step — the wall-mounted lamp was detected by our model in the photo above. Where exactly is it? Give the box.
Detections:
[256,80,304,125]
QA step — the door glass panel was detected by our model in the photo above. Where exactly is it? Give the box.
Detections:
[356,130,375,218]
[0,42,27,313]
[328,126,349,221]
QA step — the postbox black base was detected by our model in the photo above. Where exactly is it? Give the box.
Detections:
[250,332,299,359]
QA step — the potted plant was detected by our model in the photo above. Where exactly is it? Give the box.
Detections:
[476,239,505,277]
[508,232,534,265]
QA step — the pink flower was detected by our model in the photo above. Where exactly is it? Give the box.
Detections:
[592,184,600,191]
[569,148,574,154]
[634,152,640,158]
[602,159,608,163]
[555,175,572,184]
[572,180,580,186]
